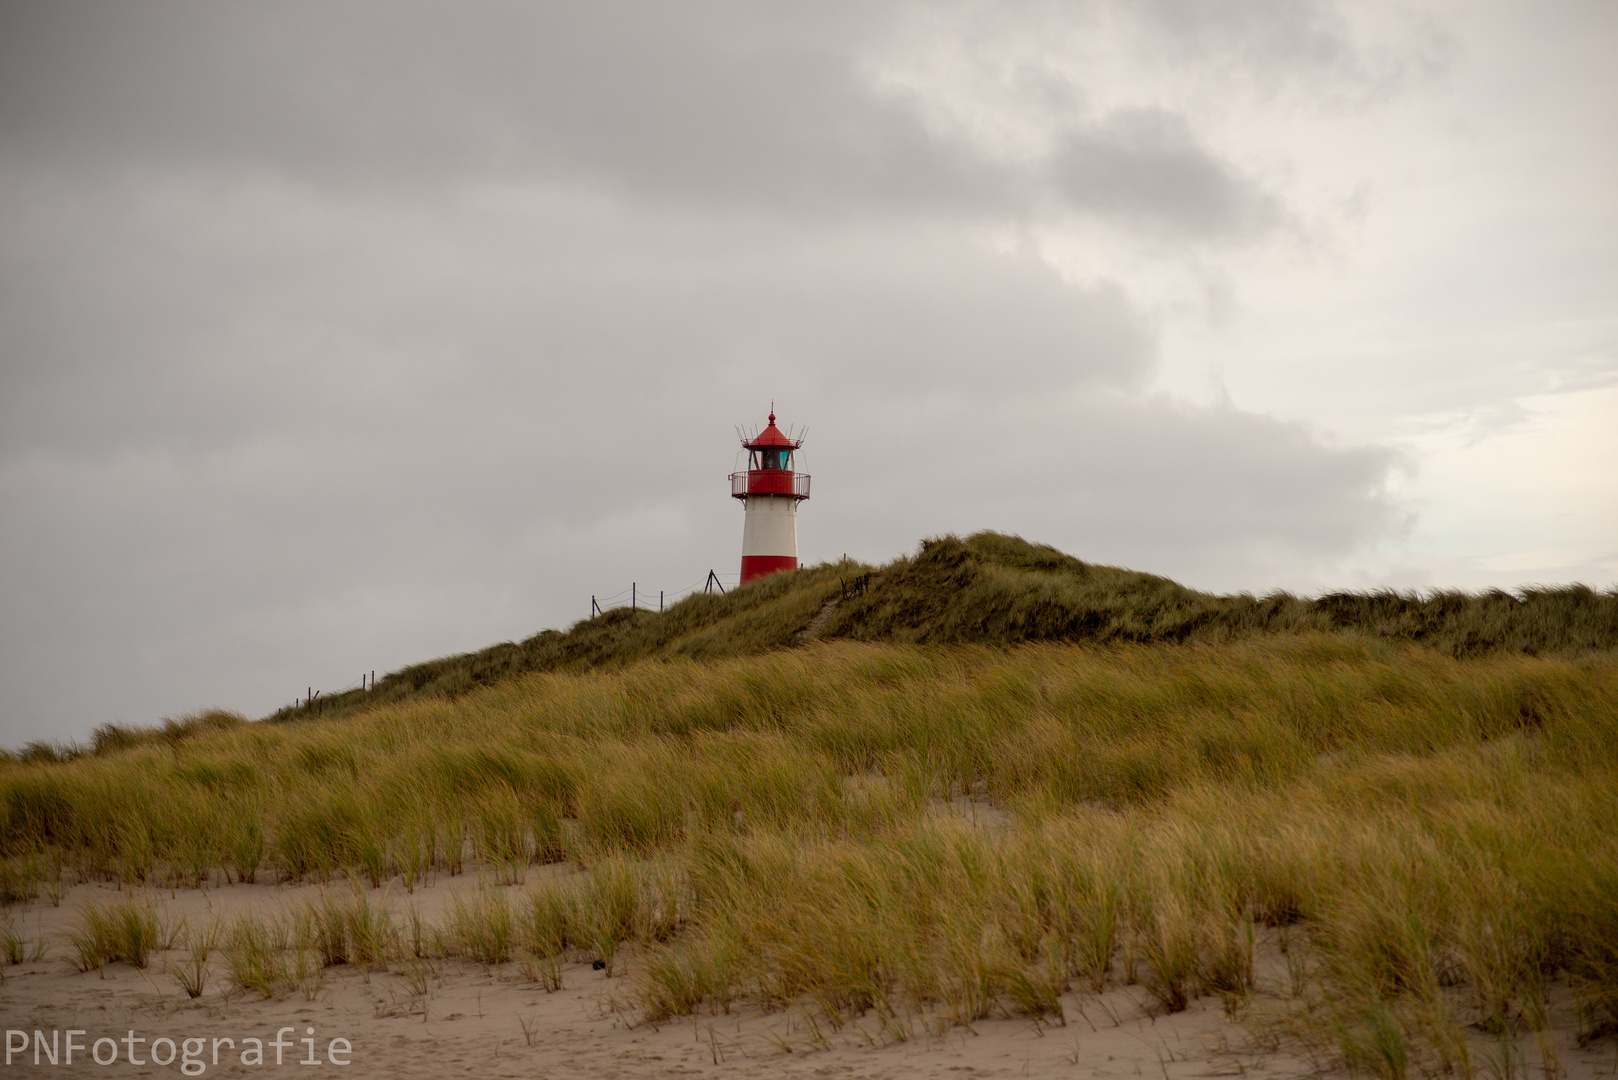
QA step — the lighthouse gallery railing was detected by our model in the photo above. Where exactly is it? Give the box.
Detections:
[730,471,811,498]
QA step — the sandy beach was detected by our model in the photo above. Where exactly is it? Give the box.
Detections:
[4,874,1612,1079]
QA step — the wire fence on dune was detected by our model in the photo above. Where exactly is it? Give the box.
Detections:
[589,570,740,617]
[289,572,749,712]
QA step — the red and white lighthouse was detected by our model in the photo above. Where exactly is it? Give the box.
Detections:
[730,410,810,585]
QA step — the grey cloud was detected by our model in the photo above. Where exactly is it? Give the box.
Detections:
[809,390,1402,586]
[0,1,1274,237]
[1047,109,1279,238]
[1131,0,1354,70]
[0,3,993,204]
[1123,0,1451,100]
[0,176,1155,465]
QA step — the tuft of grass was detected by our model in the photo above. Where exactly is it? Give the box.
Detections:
[1,920,24,965]
[223,799,265,884]
[519,881,574,959]
[222,914,296,999]
[578,857,638,974]
[166,925,214,998]
[1337,999,1411,1080]
[445,887,513,966]
[1002,949,1068,1025]
[65,898,164,973]
[301,888,397,969]
[1134,890,1200,1013]
[91,710,248,757]
[639,932,739,1023]
[519,948,563,992]
[474,787,533,886]
[0,855,42,907]
[394,825,435,894]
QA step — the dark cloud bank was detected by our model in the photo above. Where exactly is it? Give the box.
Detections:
[0,1,1400,743]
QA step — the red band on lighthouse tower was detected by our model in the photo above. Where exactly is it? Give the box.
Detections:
[739,554,798,579]
[730,410,810,586]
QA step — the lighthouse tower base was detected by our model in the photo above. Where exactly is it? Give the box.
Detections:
[740,495,798,584]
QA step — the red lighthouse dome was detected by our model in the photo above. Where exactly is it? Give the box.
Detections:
[729,410,810,585]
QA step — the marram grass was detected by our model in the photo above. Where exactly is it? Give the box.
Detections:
[217,531,1617,729]
[3,636,1617,1074]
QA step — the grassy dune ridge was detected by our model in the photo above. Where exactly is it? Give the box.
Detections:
[190,532,1616,729]
[5,634,1618,1074]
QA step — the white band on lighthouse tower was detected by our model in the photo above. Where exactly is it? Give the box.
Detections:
[741,494,799,580]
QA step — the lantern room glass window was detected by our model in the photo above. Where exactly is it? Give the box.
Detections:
[752,449,792,470]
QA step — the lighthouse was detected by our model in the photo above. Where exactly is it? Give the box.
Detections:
[730,410,811,585]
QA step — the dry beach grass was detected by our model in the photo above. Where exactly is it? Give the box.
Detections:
[4,630,1618,1077]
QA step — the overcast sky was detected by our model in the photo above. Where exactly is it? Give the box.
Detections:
[2,0,1614,745]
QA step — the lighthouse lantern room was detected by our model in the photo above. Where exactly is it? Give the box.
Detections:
[730,410,810,585]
